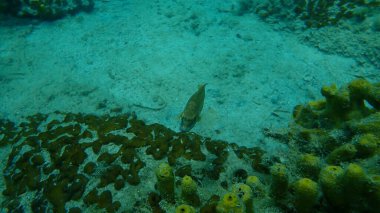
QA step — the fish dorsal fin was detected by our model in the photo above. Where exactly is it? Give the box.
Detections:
[198,83,207,90]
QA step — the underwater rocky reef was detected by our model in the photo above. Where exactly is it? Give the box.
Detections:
[0,0,94,19]
[233,0,380,29]
[230,0,380,69]
[0,78,379,212]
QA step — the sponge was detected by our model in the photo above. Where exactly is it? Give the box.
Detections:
[298,154,321,179]
[326,144,357,164]
[368,175,380,210]
[181,175,200,206]
[342,163,368,203]
[270,163,288,199]
[348,78,372,98]
[175,204,196,213]
[319,165,344,207]
[293,178,319,213]
[246,176,265,198]
[356,134,378,157]
[216,192,244,213]
[232,183,254,213]
[155,163,175,203]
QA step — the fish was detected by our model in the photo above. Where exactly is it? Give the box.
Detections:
[179,84,207,132]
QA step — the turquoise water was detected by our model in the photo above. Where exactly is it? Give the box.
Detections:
[0,0,379,212]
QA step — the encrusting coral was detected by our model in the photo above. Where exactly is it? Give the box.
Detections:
[0,112,270,212]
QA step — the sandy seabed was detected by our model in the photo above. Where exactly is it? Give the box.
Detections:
[0,0,377,151]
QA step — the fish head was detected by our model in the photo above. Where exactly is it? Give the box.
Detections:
[180,117,196,132]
